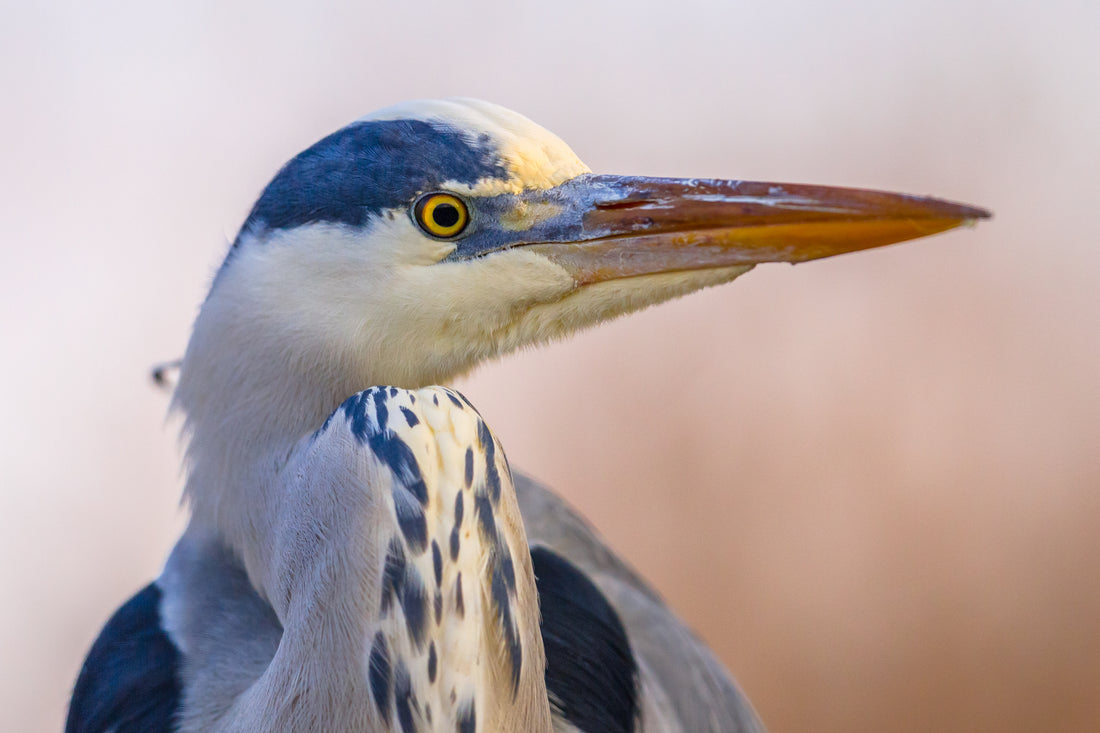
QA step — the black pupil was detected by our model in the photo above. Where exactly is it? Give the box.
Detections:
[432,202,460,228]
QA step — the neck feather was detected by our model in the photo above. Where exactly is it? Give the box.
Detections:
[174,289,368,575]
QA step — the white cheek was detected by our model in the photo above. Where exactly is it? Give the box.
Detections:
[374,250,576,364]
[211,213,747,391]
[242,217,574,382]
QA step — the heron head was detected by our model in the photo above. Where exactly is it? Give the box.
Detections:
[200,98,988,390]
[174,98,988,540]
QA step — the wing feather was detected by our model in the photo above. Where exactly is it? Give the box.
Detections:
[66,583,182,733]
[515,473,765,733]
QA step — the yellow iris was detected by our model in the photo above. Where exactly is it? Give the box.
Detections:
[414,193,470,238]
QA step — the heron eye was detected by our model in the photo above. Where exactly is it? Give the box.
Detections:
[413,193,470,239]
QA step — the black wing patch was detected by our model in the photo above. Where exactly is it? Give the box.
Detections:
[533,546,639,733]
[66,583,182,733]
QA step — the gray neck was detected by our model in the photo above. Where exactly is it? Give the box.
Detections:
[173,294,370,587]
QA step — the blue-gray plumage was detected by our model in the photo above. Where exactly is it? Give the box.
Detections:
[369,632,392,724]
[532,545,638,733]
[66,584,181,733]
[235,120,504,241]
[68,98,987,733]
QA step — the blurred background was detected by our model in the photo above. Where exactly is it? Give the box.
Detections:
[3,1,1098,730]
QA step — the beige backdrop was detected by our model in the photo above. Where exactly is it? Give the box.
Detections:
[3,1,1098,731]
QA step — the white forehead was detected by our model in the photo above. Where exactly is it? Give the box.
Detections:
[361,98,590,193]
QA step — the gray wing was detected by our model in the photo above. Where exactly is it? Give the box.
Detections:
[124,472,763,733]
[514,473,766,733]
[65,583,182,733]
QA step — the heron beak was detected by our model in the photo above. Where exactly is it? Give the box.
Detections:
[518,175,990,285]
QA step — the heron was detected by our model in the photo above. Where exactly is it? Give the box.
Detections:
[66,99,988,732]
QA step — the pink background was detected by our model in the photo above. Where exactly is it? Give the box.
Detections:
[3,2,1098,730]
